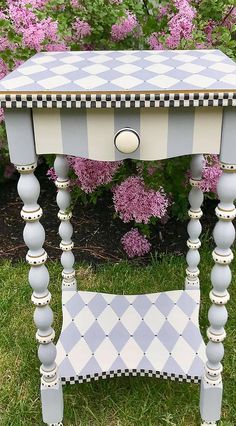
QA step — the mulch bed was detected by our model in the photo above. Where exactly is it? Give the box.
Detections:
[0,162,219,266]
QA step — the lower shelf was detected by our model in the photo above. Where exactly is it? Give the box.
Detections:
[56,289,206,385]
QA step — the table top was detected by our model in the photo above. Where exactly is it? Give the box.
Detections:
[1,49,236,109]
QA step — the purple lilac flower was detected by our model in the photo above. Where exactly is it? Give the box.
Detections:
[70,0,84,8]
[73,18,91,39]
[110,0,123,4]
[121,228,151,258]
[0,108,4,123]
[0,58,8,80]
[200,155,222,193]
[111,11,138,41]
[67,157,122,193]
[8,3,60,51]
[45,42,68,51]
[46,167,57,181]
[113,176,169,224]
[167,0,196,48]
[147,32,164,50]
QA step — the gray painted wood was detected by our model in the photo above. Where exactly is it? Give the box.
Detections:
[220,108,236,165]
[54,155,77,291]
[167,107,194,158]
[185,154,204,289]
[16,164,63,425]
[61,109,88,158]
[200,166,236,424]
[5,109,36,165]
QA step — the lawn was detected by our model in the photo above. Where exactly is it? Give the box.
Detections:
[0,238,236,426]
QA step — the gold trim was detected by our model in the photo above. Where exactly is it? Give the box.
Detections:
[1,89,236,95]
[22,207,41,213]
[217,206,236,212]
[27,250,46,258]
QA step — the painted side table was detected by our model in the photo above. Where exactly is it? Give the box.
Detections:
[1,49,236,426]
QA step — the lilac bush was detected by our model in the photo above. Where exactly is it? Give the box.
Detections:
[1,0,236,255]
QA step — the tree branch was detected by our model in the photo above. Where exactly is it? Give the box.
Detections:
[220,5,235,26]
[142,0,150,16]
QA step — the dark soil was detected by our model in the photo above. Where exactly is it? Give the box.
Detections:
[0,162,219,266]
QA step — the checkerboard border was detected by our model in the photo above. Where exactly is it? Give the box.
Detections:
[60,369,201,385]
[1,92,236,108]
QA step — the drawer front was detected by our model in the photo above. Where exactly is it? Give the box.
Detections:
[32,107,223,161]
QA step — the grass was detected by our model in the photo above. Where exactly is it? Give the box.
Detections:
[0,238,236,426]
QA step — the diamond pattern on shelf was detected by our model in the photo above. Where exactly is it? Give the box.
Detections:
[56,289,206,384]
[82,64,110,75]
[173,54,197,63]
[116,54,140,63]
[1,49,236,93]
[210,62,236,73]
[1,75,34,89]
[146,64,174,74]
[144,54,169,63]
[203,53,224,62]
[18,64,47,75]
[37,75,70,89]
[220,74,236,86]
[50,64,78,75]
[182,74,216,88]
[74,75,107,89]
[111,75,143,89]
[32,55,56,64]
[60,55,85,64]
[176,63,205,74]
[113,64,142,74]
[147,75,179,88]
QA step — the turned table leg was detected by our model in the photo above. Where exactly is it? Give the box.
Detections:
[200,162,236,425]
[185,154,204,290]
[54,155,77,291]
[16,162,63,425]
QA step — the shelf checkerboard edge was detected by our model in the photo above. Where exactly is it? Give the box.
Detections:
[1,92,236,108]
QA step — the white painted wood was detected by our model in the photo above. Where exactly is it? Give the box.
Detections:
[140,108,168,160]
[200,165,236,423]
[192,107,222,154]
[33,109,63,155]
[54,155,77,290]
[114,128,140,154]
[87,109,115,160]
[16,163,63,424]
[185,154,204,289]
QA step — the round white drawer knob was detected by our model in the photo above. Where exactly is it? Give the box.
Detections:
[114,128,140,154]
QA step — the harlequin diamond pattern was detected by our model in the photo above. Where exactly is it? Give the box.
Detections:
[56,289,206,385]
[1,49,236,92]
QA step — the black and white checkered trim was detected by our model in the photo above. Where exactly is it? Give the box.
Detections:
[1,92,236,109]
[60,369,201,385]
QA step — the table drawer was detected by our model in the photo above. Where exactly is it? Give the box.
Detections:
[33,107,222,161]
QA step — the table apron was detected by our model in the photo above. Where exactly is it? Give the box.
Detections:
[5,106,236,164]
[32,106,222,162]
